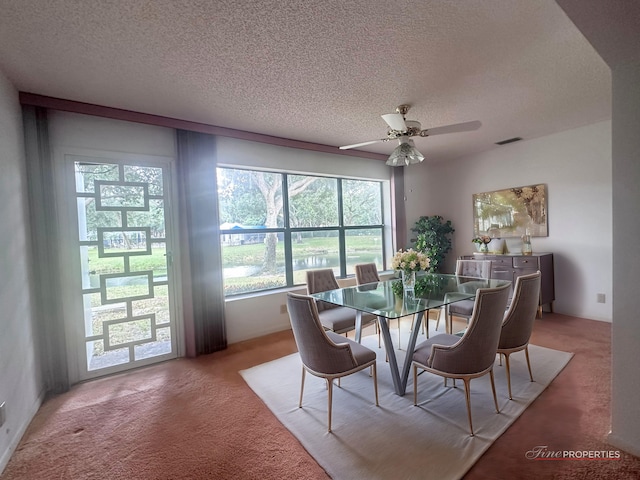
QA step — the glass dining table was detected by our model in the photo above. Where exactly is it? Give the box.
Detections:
[310,273,511,395]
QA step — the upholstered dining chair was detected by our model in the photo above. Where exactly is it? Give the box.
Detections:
[306,268,378,341]
[286,292,379,432]
[497,271,541,400]
[412,282,511,436]
[354,263,387,346]
[441,259,492,334]
[354,262,380,286]
[354,262,430,346]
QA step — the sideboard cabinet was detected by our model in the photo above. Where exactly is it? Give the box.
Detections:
[460,253,555,316]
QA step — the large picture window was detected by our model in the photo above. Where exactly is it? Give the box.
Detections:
[217,167,385,296]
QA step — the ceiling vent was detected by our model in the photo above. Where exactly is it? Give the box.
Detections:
[495,137,523,145]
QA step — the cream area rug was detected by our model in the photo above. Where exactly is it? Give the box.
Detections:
[241,327,573,480]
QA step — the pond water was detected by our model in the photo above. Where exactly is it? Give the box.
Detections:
[223,255,339,279]
[223,265,263,278]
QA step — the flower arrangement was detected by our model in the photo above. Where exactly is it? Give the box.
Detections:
[472,235,491,253]
[472,235,491,246]
[391,248,429,274]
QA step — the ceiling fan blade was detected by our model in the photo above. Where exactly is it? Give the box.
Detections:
[339,139,385,150]
[420,120,482,136]
[381,113,407,131]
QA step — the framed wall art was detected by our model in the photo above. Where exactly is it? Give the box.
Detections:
[473,184,548,238]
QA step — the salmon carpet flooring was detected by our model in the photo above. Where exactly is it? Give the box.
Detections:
[2,313,640,479]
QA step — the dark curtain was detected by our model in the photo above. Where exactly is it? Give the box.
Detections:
[22,106,70,393]
[176,130,227,355]
[390,167,407,250]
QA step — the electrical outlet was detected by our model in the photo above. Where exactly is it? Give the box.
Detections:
[0,402,6,428]
[280,304,287,314]
[597,293,606,304]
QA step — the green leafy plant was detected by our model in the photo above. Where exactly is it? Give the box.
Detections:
[411,215,455,273]
[391,273,449,297]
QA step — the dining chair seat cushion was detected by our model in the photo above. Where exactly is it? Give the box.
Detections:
[448,299,475,316]
[413,333,460,368]
[318,306,375,334]
[326,331,377,367]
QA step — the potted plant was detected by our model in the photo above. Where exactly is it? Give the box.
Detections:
[411,215,455,273]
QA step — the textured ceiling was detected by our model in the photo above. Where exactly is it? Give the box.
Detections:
[0,0,611,163]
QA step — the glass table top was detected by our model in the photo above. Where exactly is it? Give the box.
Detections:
[310,273,511,319]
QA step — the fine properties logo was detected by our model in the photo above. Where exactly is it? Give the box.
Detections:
[525,445,621,461]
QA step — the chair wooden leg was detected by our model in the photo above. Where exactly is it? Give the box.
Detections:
[434,307,445,333]
[372,363,379,406]
[326,378,333,433]
[489,369,500,413]
[462,377,474,436]
[504,353,513,400]
[524,345,534,382]
[299,367,306,408]
[413,365,418,406]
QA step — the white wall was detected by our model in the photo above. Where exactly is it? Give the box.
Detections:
[48,111,176,156]
[403,121,612,322]
[217,136,391,180]
[0,72,45,472]
[609,62,640,457]
[553,0,640,456]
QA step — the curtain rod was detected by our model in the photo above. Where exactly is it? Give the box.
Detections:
[19,92,388,162]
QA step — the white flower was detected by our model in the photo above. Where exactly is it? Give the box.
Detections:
[392,249,430,273]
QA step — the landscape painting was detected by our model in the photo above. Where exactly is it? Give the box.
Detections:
[473,184,548,238]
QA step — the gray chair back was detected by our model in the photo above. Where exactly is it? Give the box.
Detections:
[456,259,492,279]
[499,271,541,349]
[306,268,340,312]
[430,283,510,374]
[286,292,357,374]
[354,263,380,285]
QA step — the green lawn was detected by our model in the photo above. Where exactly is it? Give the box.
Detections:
[86,234,382,295]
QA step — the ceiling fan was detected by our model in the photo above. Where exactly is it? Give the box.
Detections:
[339,105,481,166]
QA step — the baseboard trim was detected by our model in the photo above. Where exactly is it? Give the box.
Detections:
[607,431,640,458]
[0,389,46,475]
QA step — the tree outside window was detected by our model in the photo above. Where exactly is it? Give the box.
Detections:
[217,167,385,296]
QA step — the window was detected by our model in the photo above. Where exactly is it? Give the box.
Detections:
[217,167,385,296]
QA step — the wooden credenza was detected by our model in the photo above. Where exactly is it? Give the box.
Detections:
[460,253,555,316]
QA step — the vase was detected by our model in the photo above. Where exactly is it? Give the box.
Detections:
[521,234,533,255]
[487,238,505,254]
[479,243,489,253]
[401,270,416,300]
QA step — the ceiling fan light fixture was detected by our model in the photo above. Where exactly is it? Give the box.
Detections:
[386,139,425,167]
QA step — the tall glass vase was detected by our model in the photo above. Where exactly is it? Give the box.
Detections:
[401,270,416,300]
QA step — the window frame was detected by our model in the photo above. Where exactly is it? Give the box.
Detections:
[217,167,387,297]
